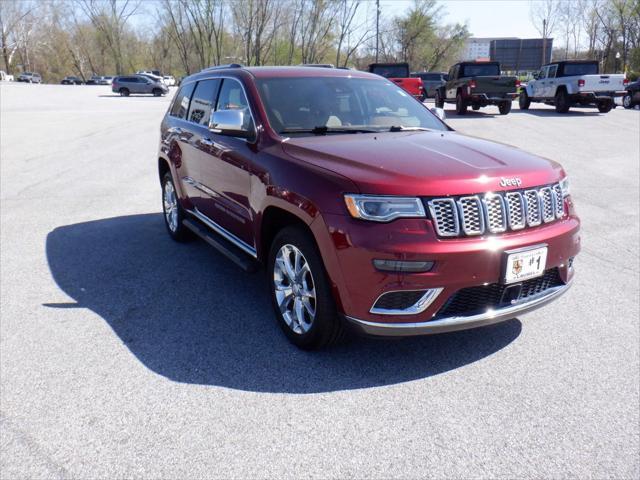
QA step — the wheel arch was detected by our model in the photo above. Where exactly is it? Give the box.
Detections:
[258,206,313,263]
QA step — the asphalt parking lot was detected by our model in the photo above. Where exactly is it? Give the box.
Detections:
[1,83,638,478]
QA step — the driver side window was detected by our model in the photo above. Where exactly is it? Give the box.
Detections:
[216,79,254,131]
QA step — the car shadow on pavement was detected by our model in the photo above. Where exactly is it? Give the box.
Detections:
[45,213,521,393]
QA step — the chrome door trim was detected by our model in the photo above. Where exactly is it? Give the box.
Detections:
[187,207,257,258]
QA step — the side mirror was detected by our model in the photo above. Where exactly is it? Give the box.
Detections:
[209,109,253,139]
[430,107,446,121]
[532,72,539,80]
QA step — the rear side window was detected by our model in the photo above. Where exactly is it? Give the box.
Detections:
[170,82,196,119]
[563,63,598,76]
[188,79,221,125]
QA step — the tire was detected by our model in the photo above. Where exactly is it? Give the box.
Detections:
[455,92,467,115]
[119,88,130,97]
[434,90,444,108]
[267,226,344,350]
[555,89,570,113]
[623,94,632,109]
[519,91,531,110]
[161,172,191,242]
[153,88,162,97]
[472,104,480,111]
[597,101,612,113]
[498,101,512,115]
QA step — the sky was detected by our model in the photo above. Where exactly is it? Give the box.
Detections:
[378,0,540,39]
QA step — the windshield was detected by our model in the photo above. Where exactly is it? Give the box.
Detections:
[564,63,598,76]
[370,65,409,78]
[256,77,447,135]
[461,64,500,77]
[415,73,443,81]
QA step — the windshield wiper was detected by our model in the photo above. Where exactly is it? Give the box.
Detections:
[280,126,378,135]
[388,125,432,132]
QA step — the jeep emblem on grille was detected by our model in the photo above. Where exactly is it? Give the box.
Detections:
[500,177,522,187]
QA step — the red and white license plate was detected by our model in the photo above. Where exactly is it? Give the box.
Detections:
[503,246,547,284]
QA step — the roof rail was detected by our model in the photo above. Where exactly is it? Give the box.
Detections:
[200,63,243,72]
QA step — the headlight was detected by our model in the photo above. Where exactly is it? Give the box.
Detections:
[344,194,426,222]
[559,177,570,197]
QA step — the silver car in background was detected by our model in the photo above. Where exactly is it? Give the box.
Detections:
[111,74,169,97]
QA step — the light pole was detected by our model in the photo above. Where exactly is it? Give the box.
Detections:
[375,0,380,63]
[615,52,621,73]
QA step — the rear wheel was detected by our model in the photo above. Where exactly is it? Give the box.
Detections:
[498,101,512,115]
[268,226,344,350]
[623,93,632,109]
[519,91,531,110]
[597,101,612,113]
[119,88,130,97]
[472,104,480,111]
[555,89,570,113]
[434,90,444,108]
[161,172,191,242]
[455,92,467,115]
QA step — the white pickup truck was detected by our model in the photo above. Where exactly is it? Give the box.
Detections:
[519,60,627,113]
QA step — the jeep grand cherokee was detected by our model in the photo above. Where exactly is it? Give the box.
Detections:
[158,65,580,350]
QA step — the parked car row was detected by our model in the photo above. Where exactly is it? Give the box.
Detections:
[372,59,632,115]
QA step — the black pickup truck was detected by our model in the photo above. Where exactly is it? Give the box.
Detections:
[435,62,519,115]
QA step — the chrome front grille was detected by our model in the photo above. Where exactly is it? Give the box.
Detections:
[426,183,565,238]
[524,190,542,226]
[427,198,459,236]
[458,196,484,235]
[505,192,526,230]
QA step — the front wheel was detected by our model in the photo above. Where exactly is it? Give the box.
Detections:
[455,93,467,115]
[161,172,191,242]
[622,94,632,109]
[268,226,344,350]
[153,88,163,97]
[519,91,531,110]
[434,91,444,108]
[498,101,512,115]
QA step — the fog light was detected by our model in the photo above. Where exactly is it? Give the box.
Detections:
[373,259,434,273]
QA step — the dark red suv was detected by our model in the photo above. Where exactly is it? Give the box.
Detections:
[158,65,580,349]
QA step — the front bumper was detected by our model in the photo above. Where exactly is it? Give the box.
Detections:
[345,279,572,336]
[315,203,580,330]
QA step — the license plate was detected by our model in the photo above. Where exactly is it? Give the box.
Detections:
[503,246,547,284]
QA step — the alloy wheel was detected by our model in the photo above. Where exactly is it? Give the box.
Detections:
[273,244,316,334]
[163,179,179,233]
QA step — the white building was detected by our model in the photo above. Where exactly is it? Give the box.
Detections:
[463,37,518,61]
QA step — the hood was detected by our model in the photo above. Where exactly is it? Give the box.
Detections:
[282,131,564,196]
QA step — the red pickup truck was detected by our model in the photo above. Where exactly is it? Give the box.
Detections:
[368,62,425,100]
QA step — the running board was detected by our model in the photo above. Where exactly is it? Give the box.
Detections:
[182,218,259,273]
